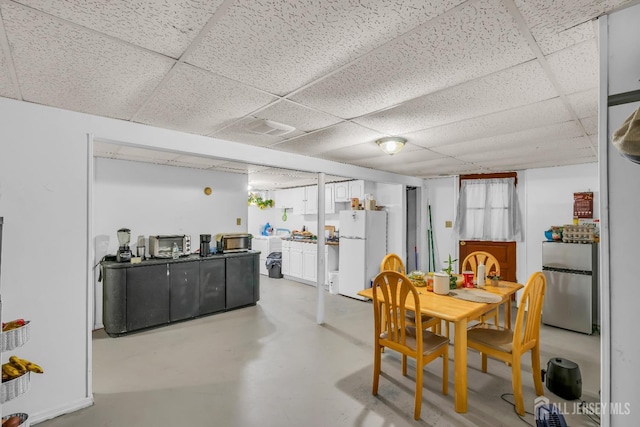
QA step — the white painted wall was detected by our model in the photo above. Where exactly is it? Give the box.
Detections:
[0,96,422,423]
[605,4,640,424]
[424,177,458,272]
[92,158,248,328]
[424,164,599,282]
[521,164,599,282]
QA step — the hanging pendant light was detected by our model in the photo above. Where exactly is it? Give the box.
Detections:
[376,136,406,155]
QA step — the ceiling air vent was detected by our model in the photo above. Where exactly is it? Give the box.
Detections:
[246,119,295,137]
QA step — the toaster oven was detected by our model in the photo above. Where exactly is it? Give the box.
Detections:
[149,235,191,258]
[215,233,252,253]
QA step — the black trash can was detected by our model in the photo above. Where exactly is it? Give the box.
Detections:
[266,252,283,278]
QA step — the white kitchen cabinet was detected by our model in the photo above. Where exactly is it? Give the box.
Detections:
[252,236,283,276]
[281,240,339,287]
[324,183,335,214]
[305,185,318,214]
[302,245,317,283]
[334,181,350,202]
[349,180,365,201]
[281,240,290,275]
[291,187,306,215]
[334,180,365,202]
[275,188,294,209]
[289,241,304,277]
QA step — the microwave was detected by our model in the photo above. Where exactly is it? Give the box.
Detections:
[215,233,251,253]
[149,235,191,258]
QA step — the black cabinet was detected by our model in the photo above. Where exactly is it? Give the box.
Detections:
[226,253,259,309]
[103,267,127,335]
[102,252,259,336]
[199,258,225,315]
[126,264,170,331]
[169,262,200,322]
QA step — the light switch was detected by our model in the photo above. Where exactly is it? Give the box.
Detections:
[236,218,242,225]
[445,220,452,228]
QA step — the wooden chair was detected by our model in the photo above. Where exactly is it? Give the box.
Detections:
[372,270,449,420]
[466,271,546,416]
[461,251,501,326]
[380,254,440,334]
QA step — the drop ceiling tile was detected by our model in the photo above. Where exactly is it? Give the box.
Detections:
[291,0,535,119]
[405,97,572,149]
[185,0,466,96]
[354,146,444,170]
[271,122,384,156]
[0,44,16,98]
[382,156,468,176]
[453,135,593,162]
[532,21,596,55]
[13,0,225,58]
[2,3,175,120]
[211,117,305,148]
[254,100,343,132]
[135,64,278,135]
[566,88,598,119]
[317,142,389,163]
[354,60,558,135]
[580,115,598,135]
[432,121,584,156]
[514,0,628,53]
[117,146,181,163]
[546,40,599,95]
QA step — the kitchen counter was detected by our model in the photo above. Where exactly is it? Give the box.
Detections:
[282,238,340,246]
[101,251,259,336]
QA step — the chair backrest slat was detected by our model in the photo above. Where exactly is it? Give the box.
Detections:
[380,253,406,274]
[512,272,546,350]
[373,270,421,351]
[462,251,500,276]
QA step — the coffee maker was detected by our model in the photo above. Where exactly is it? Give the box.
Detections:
[200,234,211,257]
[116,228,132,262]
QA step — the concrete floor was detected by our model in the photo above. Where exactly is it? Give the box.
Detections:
[38,276,600,426]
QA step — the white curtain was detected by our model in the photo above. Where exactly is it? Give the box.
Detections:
[454,177,522,241]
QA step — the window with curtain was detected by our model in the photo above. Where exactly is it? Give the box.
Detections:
[454,177,522,241]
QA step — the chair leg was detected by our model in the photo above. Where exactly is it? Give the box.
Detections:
[511,356,524,416]
[442,346,449,396]
[373,344,381,395]
[531,344,544,396]
[402,354,408,376]
[481,353,488,372]
[414,361,423,420]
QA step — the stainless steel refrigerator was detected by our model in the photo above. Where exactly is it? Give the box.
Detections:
[338,210,387,300]
[541,241,598,334]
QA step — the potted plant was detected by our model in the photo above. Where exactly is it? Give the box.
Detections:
[247,192,275,209]
[487,271,501,286]
[443,254,458,289]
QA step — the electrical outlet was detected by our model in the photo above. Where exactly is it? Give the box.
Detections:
[236,218,241,226]
[445,220,452,228]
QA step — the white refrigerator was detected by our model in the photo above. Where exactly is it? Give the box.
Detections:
[339,210,387,300]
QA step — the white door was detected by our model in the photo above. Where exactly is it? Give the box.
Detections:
[339,238,366,300]
[340,210,366,238]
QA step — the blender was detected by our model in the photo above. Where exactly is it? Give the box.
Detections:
[116,228,132,262]
[200,234,211,257]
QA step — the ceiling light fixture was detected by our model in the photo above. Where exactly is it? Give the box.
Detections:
[376,136,407,155]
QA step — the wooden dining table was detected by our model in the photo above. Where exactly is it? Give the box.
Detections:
[357,279,523,413]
